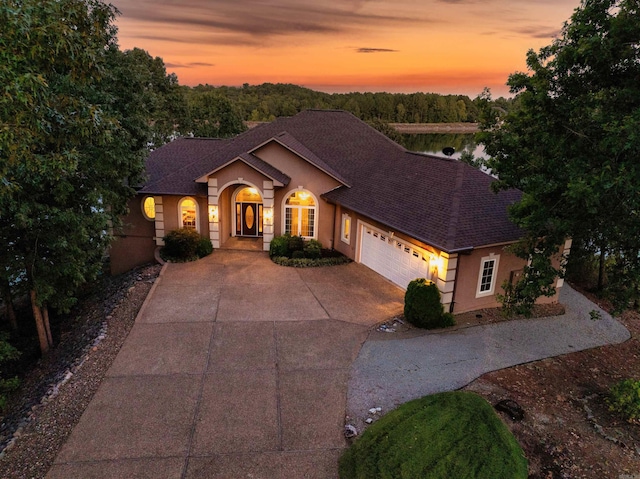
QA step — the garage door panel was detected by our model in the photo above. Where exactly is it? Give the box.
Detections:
[360,224,432,290]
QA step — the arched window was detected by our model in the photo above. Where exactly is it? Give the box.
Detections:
[142,196,155,220]
[179,197,199,231]
[284,190,316,238]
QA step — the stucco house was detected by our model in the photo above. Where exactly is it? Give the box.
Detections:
[110,109,569,314]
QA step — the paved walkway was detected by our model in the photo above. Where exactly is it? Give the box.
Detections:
[347,284,631,429]
[46,250,404,479]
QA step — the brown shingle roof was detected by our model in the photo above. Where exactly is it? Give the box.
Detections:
[140,110,522,251]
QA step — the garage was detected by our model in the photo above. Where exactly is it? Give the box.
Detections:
[359,223,431,289]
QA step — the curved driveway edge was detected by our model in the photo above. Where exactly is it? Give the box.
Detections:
[346,285,630,429]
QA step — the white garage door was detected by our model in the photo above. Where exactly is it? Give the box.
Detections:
[359,223,430,289]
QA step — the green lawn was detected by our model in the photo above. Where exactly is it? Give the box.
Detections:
[339,391,528,479]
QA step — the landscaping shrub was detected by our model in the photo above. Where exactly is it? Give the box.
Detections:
[0,333,20,412]
[269,234,290,258]
[271,255,351,268]
[269,235,349,267]
[339,391,528,479]
[404,278,455,329]
[195,238,213,258]
[608,379,640,422]
[304,239,322,259]
[287,234,304,253]
[162,228,203,261]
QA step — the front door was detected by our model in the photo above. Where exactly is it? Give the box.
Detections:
[236,202,263,237]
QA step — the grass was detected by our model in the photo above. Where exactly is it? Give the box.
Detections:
[339,391,528,479]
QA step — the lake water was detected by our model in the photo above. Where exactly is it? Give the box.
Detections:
[399,133,485,160]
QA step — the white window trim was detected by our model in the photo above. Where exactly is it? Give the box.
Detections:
[476,254,500,298]
[178,196,200,232]
[141,196,155,221]
[281,188,318,239]
[341,213,351,244]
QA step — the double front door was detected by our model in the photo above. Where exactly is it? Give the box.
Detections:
[236,202,263,237]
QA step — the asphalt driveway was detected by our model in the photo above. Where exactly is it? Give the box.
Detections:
[46,250,630,478]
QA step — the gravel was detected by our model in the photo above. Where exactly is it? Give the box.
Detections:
[0,263,162,479]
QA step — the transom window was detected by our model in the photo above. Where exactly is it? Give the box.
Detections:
[284,190,316,238]
[142,196,155,220]
[476,254,500,297]
[179,197,198,231]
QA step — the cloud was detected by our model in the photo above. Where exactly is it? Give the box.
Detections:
[515,26,562,39]
[164,61,215,69]
[357,48,399,53]
[114,0,428,45]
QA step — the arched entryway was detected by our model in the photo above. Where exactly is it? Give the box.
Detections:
[234,186,263,237]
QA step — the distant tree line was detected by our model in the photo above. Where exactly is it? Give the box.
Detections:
[185,83,513,124]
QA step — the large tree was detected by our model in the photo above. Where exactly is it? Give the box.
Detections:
[0,0,163,353]
[478,0,640,313]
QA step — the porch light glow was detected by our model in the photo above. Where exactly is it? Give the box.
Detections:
[263,207,274,225]
[208,205,218,223]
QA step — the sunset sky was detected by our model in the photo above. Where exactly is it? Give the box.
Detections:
[111,0,582,98]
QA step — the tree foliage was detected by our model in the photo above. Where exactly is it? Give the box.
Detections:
[0,0,168,353]
[478,0,640,313]
[183,83,505,124]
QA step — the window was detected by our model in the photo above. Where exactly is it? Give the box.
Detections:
[284,190,316,238]
[341,214,351,244]
[179,197,199,231]
[476,254,500,297]
[142,196,155,220]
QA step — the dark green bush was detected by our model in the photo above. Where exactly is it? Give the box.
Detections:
[608,379,640,422]
[288,234,304,253]
[404,278,455,329]
[271,255,352,268]
[162,228,201,261]
[269,234,290,257]
[196,238,213,258]
[304,239,322,259]
[292,250,306,259]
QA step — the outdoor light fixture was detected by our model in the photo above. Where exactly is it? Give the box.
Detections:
[208,205,218,223]
[263,207,274,225]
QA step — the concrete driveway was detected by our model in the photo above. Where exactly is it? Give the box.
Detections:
[47,250,404,479]
[46,250,631,478]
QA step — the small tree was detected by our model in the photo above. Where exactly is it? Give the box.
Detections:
[478,0,640,314]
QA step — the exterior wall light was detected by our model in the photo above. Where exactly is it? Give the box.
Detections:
[263,207,274,225]
[208,205,218,223]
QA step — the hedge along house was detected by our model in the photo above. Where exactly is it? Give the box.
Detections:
[111,110,570,314]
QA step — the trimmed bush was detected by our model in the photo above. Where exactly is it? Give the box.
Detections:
[269,234,290,257]
[162,228,202,261]
[287,234,304,253]
[404,278,455,329]
[304,239,322,259]
[195,238,213,258]
[339,391,528,479]
[291,250,306,259]
[271,255,352,268]
[608,379,640,422]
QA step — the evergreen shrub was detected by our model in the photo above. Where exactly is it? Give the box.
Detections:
[608,379,640,422]
[162,228,211,261]
[404,278,455,329]
[269,234,290,257]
